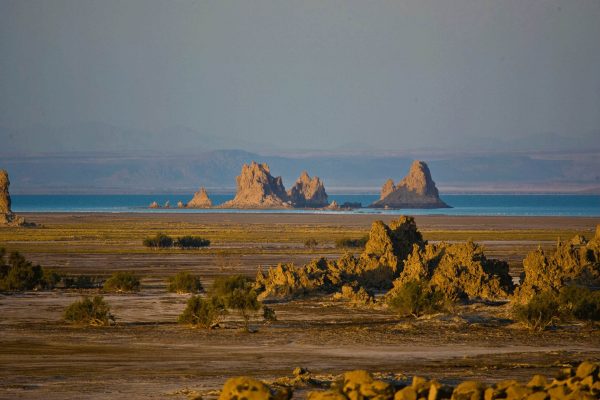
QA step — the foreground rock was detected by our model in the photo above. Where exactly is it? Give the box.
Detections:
[186,187,213,208]
[287,171,328,208]
[370,160,449,209]
[514,228,600,303]
[218,361,600,400]
[0,170,31,227]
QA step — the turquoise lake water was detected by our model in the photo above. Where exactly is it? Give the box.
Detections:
[10,194,600,216]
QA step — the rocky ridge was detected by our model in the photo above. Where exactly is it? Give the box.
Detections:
[370,160,449,209]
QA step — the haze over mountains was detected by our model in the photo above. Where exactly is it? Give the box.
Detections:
[1,122,598,194]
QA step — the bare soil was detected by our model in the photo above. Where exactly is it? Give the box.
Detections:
[0,213,598,399]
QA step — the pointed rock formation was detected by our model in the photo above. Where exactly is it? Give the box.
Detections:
[370,160,449,209]
[186,187,213,208]
[287,171,329,208]
[380,179,396,200]
[0,170,30,227]
[219,162,291,208]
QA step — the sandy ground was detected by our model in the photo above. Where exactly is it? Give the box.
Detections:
[0,213,599,399]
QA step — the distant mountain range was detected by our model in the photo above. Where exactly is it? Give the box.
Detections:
[1,149,599,194]
[1,122,599,194]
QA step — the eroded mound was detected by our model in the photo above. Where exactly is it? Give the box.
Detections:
[256,217,426,299]
[514,229,600,303]
[390,241,514,301]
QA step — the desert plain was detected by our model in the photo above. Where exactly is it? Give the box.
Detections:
[0,212,599,399]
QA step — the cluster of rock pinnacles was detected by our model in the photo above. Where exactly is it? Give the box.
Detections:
[149,160,448,209]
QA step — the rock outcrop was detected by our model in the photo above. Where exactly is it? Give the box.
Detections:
[255,217,427,298]
[219,162,331,209]
[287,171,328,208]
[514,230,600,303]
[220,162,291,209]
[390,240,514,301]
[370,161,449,209]
[0,170,29,227]
[186,187,213,208]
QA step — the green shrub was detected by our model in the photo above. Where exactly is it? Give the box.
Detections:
[167,272,203,294]
[335,236,369,249]
[513,291,560,331]
[178,295,224,328]
[64,296,115,326]
[211,275,261,331]
[304,238,318,249]
[175,236,210,249]
[103,272,140,292]
[42,270,62,289]
[64,275,101,289]
[263,305,277,322]
[387,280,445,318]
[143,233,174,249]
[0,249,45,291]
[558,285,600,321]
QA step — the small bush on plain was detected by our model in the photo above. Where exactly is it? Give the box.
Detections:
[103,272,140,292]
[143,233,174,249]
[178,295,224,328]
[211,275,262,331]
[335,236,369,249]
[513,291,560,331]
[0,248,58,291]
[167,271,203,294]
[263,305,277,322]
[558,285,600,321]
[175,236,210,249]
[64,275,101,289]
[387,280,445,318]
[64,296,115,326]
[304,238,318,249]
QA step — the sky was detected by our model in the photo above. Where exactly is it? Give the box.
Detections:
[1,0,599,153]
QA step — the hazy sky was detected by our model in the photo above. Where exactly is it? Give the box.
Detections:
[1,0,599,152]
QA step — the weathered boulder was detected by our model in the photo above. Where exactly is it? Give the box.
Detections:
[187,187,212,208]
[342,370,394,400]
[218,376,290,400]
[220,162,291,209]
[370,161,449,209]
[287,171,329,208]
[514,231,600,303]
[0,170,29,227]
